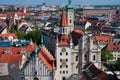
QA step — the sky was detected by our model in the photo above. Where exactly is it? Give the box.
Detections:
[0,0,120,6]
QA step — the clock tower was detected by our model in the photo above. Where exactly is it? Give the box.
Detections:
[54,7,73,80]
[66,0,74,32]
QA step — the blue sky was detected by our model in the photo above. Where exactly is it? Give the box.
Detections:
[0,0,120,6]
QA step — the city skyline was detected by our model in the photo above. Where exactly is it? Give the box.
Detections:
[0,0,120,6]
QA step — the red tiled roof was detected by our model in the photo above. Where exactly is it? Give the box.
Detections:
[0,42,34,55]
[25,42,34,56]
[60,8,67,27]
[0,14,7,17]
[88,64,108,80]
[38,47,54,72]
[0,54,23,68]
[1,33,17,40]
[58,34,69,46]
[72,30,84,46]
[91,36,113,45]
[7,12,26,18]
[106,41,120,52]
[0,47,6,53]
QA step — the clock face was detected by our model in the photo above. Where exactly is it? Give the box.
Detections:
[62,48,66,52]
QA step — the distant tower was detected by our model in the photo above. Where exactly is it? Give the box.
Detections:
[66,0,74,32]
[79,35,101,73]
[55,7,73,80]
[24,7,27,13]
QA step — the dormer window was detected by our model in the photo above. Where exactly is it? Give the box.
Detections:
[62,38,65,42]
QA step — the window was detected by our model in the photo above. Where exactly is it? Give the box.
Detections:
[84,55,87,61]
[62,38,65,42]
[76,56,78,61]
[66,65,68,68]
[69,20,72,23]
[66,52,68,55]
[63,28,65,33]
[60,71,62,74]
[76,65,78,68]
[66,71,68,74]
[63,71,65,74]
[62,77,66,80]
[66,59,68,62]
[60,59,62,62]
[60,52,62,56]
[60,65,62,68]
[93,55,96,60]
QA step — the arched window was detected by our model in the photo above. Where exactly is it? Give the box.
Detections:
[84,55,87,61]
[93,55,96,60]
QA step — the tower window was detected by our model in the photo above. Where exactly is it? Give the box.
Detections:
[60,59,62,62]
[66,52,68,55]
[62,38,65,42]
[60,65,62,68]
[66,59,68,62]
[63,71,65,74]
[69,20,72,23]
[66,71,68,74]
[66,65,68,68]
[60,71,62,74]
[60,52,62,56]
[93,55,96,60]
[84,55,87,61]
[76,56,78,61]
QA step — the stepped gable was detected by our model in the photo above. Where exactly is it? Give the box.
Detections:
[38,46,54,72]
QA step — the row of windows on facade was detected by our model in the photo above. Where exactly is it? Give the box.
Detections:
[60,65,68,68]
[60,52,68,55]
[84,55,96,61]
[60,70,68,74]
[60,56,79,62]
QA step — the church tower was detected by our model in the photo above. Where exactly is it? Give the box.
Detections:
[66,0,74,32]
[55,7,73,80]
[79,35,101,73]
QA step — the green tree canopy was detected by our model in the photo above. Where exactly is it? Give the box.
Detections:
[25,30,41,45]
[9,29,16,33]
[101,48,114,62]
[16,31,25,39]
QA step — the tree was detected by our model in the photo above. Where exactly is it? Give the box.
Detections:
[25,30,41,45]
[101,49,114,62]
[16,31,24,39]
[9,29,16,33]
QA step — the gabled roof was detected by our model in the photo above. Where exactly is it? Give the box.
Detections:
[58,34,69,46]
[0,54,23,68]
[84,63,108,80]
[60,8,67,27]
[38,47,54,72]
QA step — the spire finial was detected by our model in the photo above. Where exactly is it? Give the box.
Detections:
[68,0,72,5]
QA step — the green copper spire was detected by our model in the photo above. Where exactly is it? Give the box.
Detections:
[66,0,74,10]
